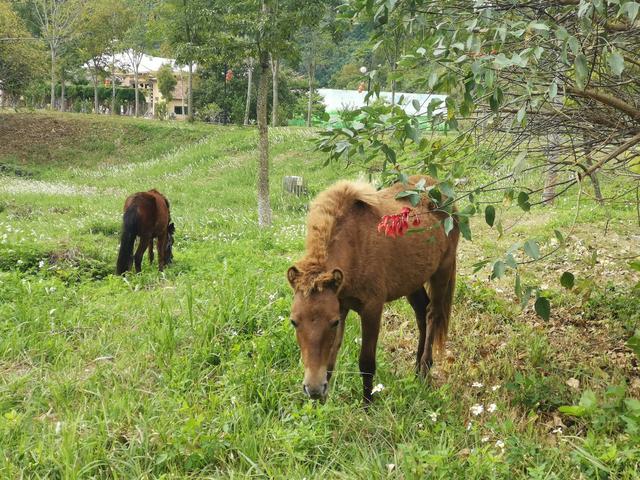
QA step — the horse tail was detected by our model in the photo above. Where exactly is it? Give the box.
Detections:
[433,256,456,354]
[116,205,138,275]
[431,221,459,355]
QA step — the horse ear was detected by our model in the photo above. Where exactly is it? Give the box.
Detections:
[168,222,175,234]
[287,266,301,288]
[330,268,344,291]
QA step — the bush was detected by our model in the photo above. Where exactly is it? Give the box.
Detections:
[195,102,222,123]
[155,101,168,120]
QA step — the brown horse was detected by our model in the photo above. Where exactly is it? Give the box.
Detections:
[116,189,175,275]
[287,175,459,402]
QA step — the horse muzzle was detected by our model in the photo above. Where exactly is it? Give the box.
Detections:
[303,381,329,400]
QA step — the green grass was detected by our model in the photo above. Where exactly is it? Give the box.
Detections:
[1,112,639,478]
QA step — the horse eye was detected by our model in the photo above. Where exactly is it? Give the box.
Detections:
[330,319,340,329]
[290,319,298,328]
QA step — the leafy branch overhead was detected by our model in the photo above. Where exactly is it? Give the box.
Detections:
[317,0,640,319]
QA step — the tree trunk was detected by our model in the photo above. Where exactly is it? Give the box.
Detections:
[307,60,315,127]
[542,131,560,205]
[584,143,604,205]
[93,65,99,114]
[50,48,56,109]
[244,58,254,126]
[134,69,139,117]
[391,68,397,107]
[257,50,272,227]
[187,63,193,121]
[271,55,279,126]
[60,70,65,112]
[111,53,117,115]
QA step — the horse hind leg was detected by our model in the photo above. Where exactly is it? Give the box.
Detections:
[134,237,150,273]
[407,287,430,376]
[148,238,154,264]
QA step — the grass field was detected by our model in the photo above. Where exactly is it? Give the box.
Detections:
[1,112,639,478]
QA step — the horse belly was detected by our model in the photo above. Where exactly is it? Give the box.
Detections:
[381,229,446,301]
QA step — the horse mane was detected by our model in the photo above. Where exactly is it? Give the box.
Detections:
[294,180,377,293]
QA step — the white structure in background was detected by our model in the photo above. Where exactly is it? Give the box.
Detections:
[317,88,447,116]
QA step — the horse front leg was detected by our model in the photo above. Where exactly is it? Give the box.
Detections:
[156,233,167,271]
[359,304,382,404]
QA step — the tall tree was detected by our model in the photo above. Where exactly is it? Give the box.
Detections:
[270,54,280,125]
[31,0,80,109]
[157,0,204,121]
[122,0,157,117]
[244,57,254,125]
[0,1,45,103]
[201,0,324,227]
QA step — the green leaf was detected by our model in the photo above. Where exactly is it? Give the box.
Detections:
[567,36,581,55]
[528,21,550,31]
[608,51,625,76]
[575,54,589,89]
[513,151,528,177]
[439,181,455,199]
[517,191,531,211]
[621,1,639,21]
[534,296,550,320]
[559,405,587,417]
[560,272,575,289]
[629,260,640,272]
[549,81,558,100]
[412,99,421,111]
[472,259,490,273]
[458,218,472,241]
[484,205,496,227]
[491,260,506,279]
[579,390,598,411]
[443,216,454,236]
[624,398,640,415]
[516,104,526,124]
[554,229,565,246]
[524,239,540,259]
[505,253,518,269]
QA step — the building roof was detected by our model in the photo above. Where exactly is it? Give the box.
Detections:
[317,88,447,115]
[106,52,196,74]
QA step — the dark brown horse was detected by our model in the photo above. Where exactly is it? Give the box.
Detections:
[287,176,459,402]
[116,189,175,275]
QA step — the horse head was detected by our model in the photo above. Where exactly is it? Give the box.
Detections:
[166,222,175,264]
[287,266,345,401]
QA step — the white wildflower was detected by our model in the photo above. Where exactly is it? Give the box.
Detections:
[470,404,484,416]
[481,436,490,443]
[495,440,505,449]
[386,464,395,473]
[466,421,473,431]
[491,384,501,391]
[471,382,484,388]
[429,411,438,422]
[38,260,45,268]
[55,421,62,435]
[371,383,385,394]
[487,403,497,413]
[551,427,563,435]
